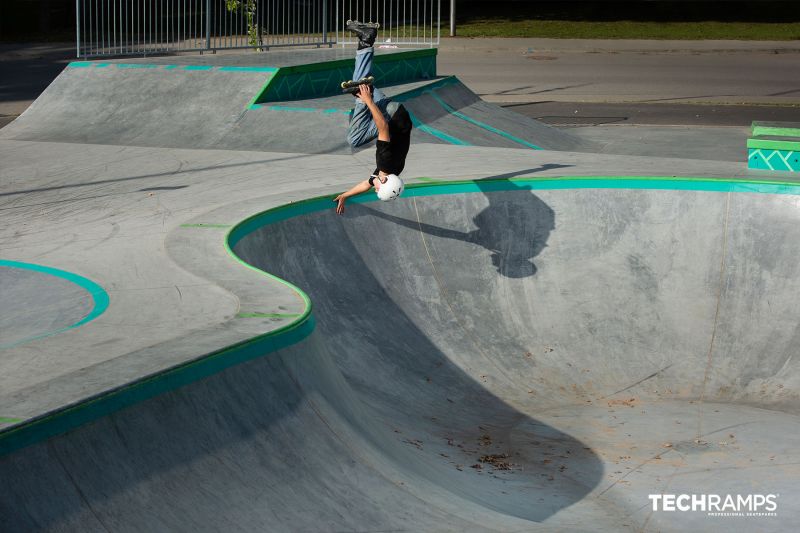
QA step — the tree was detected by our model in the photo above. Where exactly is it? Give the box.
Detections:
[225,0,260,48]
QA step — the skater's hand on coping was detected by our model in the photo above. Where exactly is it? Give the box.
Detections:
[333,194,346,215]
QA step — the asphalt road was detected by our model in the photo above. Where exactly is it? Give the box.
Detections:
[506,100,800,128]
[437,38,800,106]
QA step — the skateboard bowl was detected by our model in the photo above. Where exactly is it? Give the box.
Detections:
[2,182,798,531]
[230,183,800,531]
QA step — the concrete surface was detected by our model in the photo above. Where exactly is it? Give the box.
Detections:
[508,101,800,128]
[1,39,800,532]
[567,125,750,161]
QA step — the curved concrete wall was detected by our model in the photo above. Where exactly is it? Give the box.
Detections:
[238,187,800,411]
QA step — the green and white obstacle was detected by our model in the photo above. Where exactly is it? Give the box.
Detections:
[748,121,800,172]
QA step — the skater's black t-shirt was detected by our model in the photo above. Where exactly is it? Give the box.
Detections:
[374,104,412,175]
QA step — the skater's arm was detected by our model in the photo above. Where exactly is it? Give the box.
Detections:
[333,179,371,214]
[358,84,390,141]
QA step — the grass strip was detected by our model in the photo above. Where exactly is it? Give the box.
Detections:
[451,20,800,40]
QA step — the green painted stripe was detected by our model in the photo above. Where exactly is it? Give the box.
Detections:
[0,260,110,350]
[395,76,541,150]
[238,312,303,318]
[406,109,471,146]
[180,223,232,228]
[0,315,314,456]
[116,63,160,69]
[392,76,460,103]
[247,72,278,108]
[0,417,22,424]
[753,126,800,137]
[747,138,800,151]
[429,92,542,150]
[251,105,350,115]
[416,123,471,145]
[219,66,278,72]
[69,63,273,73]
[268,105,322,113]
[752,122,800,138]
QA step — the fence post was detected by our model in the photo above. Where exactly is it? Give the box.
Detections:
[205,0,212,50]
[322,0,328,45]
[75,0,81,57]
[450,0,456,37]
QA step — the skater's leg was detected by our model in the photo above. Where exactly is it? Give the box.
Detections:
[352,47,373,82]
[346,28,391,147]
[347,101,379,147]
[347,91,392,148]
[352,47,388,101]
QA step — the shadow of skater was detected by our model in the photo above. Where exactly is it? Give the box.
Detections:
[354,163,569,278]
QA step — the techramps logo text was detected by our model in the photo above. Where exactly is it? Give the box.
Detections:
[648,493,779,517]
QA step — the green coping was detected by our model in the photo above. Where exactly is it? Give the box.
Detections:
[68,62,276,73]
[7,175,800,458]
[752,121,800,138]
[747,137,800,151]
[0,315,315,457]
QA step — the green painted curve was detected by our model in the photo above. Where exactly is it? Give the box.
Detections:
[5,175,800,457]
[0,260,110,350]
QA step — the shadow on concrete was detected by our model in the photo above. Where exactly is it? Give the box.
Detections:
[356,163,570,278]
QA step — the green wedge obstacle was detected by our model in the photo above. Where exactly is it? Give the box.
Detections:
[748,123,800,172]
[252,49,437,104]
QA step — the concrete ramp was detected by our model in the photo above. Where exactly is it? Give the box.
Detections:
[2,179,798,531]
[1,51,589,154]
[0,61,276,149]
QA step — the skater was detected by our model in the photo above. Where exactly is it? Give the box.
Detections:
[333,20,413,215]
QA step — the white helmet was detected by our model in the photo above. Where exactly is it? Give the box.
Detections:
[376,174,404,201]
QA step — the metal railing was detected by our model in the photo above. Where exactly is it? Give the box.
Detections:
[76,0,440,58]
[335,0,440,47]
[76,0,334,57]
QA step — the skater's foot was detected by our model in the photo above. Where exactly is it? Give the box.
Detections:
[346,20,378,49]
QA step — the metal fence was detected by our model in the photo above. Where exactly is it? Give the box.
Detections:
[76,0,440,58]
[334,0,440,47]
